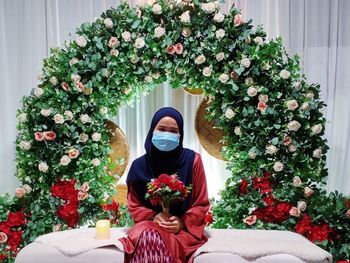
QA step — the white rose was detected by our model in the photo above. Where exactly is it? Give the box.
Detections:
[110,49,119,57]
[216,52,224,62]
[288,120,301,132]
[53,114,64,124]
[37,73,44,80]
[241,58,251,68]
[130,55,139,64]
[245,77,254,86]
[273,161,284,172]
[288,144,297,152]
[215,29,225,39]
[201,2,216,13]
[293,176,302,187]
[306,91,315,99]
[69,57,79,66]
[71,74,81,82]
[286,100,299,111]
[312,148,322,158]
[265,145,278,155]
[18,113,27,122]
[311,124,323,135]
[60,155,71,166]
[294,81,302,91]
[76,36,87,47]
[22,184,32,194]
[258,94,268,102]
[219,73,229,84]
[134,37,145,49]
[144,75,153,83]
[279,69,290,79]
[19,141,31,150]
[225,108,235,119]
[213,13,225,23]
[234,126,242,136]
[304,187,314,197]
[34,88,44,97]
[50,76,58,86]
[122,31,132,42]
[92,158,101,166]
[40,108,51,117]
[202,67,212,77]
[248,151,257,159]
[152,3,162,14]
[79,133,89,143]
[154,26,165,38]
[247,86,258,97]
[300,102,310,111]
[80,114,91,124]
[38,162,49,173]
[180,11,190,23]
[297,201,307,212]
[195,55,206,65]
[100,107,108,114]
[254,36,264,45]
[104,18,113,28]
[64,110,73,120]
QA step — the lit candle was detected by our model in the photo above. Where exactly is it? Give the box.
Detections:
[95,220,110,240]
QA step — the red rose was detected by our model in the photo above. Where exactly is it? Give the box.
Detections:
[205,210,214,225]
[51,178,78,202]
[61,82,69,91]
[102,200,119,212]
[7,212,25,227]
[0,254,7,261]
[44,131,56,141]
[239,179,248,194]
[174,43,184,55]
[283,136,292,146]
[296,214,312,235]
[57,202,79,227]
[0,222,11,236]
[263,193,276,206]
[166,45,175,55]
[258,101,267,112]
[7,230,22,247]
[34,132,44,141]
[308,223,332,242]
[158,174,173,186]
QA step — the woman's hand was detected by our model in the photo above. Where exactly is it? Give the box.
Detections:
[153,212,170,224]
[158,216,183,234]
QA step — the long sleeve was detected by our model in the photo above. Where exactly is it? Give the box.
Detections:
[127,184,157,223]
[181,153,210,239]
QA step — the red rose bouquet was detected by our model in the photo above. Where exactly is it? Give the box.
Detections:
[145,174,191,216]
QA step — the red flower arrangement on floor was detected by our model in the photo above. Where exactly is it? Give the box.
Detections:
[145,174,191,216]
[51,178,79,227]
[0,211,27,260]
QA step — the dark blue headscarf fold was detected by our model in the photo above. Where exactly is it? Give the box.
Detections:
[126,107,195,216]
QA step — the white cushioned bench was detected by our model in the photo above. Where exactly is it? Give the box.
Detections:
[15,228,332,263]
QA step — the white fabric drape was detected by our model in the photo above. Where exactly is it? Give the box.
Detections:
[0,0,349,198]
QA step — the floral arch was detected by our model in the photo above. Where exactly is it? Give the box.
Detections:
[0,0,349,261]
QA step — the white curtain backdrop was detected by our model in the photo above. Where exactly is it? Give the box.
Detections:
[1,0,349,199]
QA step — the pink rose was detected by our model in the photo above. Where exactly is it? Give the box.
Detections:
[44,131,57,141]
[0,232,8,244]
[61,82,69,91]
[304,187,314,198]
[78,191,89,201]
[35,132,45,141]
[75,81,84,92]
[80,182,90,192]
[346,209,350,219]
[233,14,243,26]
[289,207,301,217]
[108,36,119,48]
[68,149,80,159]
[258,101,267,112]
[243,215,257,226]
[283,136,292,146]
[15,188,25,198]
[166,45,175,55]
[174,43,184,55]
[53,224,61,232]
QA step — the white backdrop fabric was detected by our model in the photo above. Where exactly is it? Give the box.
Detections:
[0,0,349,198]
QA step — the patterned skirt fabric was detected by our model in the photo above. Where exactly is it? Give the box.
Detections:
[130,229,173,263]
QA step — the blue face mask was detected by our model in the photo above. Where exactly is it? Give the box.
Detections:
[152,131,180,152]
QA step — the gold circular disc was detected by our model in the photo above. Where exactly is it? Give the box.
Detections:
[183,87,204,95]
[195,97,227,161]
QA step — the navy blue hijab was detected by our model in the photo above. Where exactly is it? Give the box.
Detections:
[126,107,196,216]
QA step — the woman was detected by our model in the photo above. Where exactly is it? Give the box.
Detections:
[120,107,210,263]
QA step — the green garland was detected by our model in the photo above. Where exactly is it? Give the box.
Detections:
[0,0,349,261]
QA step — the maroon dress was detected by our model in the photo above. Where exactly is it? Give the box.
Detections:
[120,153,210,263]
